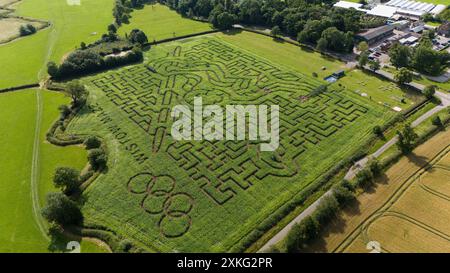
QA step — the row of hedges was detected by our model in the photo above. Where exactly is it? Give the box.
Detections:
[43,87,122,252]
[0,83,39,93]
[145,29,221,46]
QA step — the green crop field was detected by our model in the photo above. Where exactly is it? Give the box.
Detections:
[0,89,107,252]
[62,34,396,252]
[118,3,213,42]
[0,0,114,89]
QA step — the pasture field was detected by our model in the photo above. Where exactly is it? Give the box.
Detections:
[218,31,421,110]
[0,0,114,89]
[0,28,49,89]
[0,89,106,252]
[305,128,450,253]
[0,89,44,252]
[118,3,213,42]
[65,34,395,252]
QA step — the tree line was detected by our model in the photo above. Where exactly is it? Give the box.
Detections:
[47,26,148,79]
[125,0,384,53]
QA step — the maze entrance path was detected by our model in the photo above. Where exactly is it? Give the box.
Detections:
[69,36,393,252]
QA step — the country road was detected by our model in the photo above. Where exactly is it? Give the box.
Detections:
[259,78,450,252]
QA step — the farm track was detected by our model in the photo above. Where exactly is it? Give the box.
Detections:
[30,88,49,241]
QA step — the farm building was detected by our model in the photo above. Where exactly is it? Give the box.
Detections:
[335,0,446,19]
[356,25,396,45]
[333,1,366,11]
[367,5,398,18]
[385,0,446,19]
[399,36,419,45]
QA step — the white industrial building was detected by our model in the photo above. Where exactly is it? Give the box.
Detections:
[385,0,447,18]
[333,0,447,19]
[367,5,398,18]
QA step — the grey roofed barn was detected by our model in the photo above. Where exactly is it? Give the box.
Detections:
[356,25,396,44]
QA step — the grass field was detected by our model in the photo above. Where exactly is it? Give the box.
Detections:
[118,3,213,42]
[63,33,396,252]
[0,29,49,89]
[0,89,45,252]
[0,0,114,89]
[0,89,107,252]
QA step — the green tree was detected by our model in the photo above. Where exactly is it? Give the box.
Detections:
[47,61,59,78]
[358,51,369,68]
[128,29,148,45]
[368,159,381,177]
[394,67,413,84]
[396,124,418,154]
[423,85,436,100]
[368,60,380,71]
[67,81,88,107]
[432,116,443,127]
[53,167,80,194]
[271,25,281,38]
[88,148,108,171]
[285,216,319,252]
[357,41,368,52]
[333,184,355,207]
[215,12,237,29]
[388,43,411,69]
[412,46,445,76]
[41,192,83,226]
[372,125,383,138]
[316,37,327,51]
[108,24,117,33]
[84,136,102,149]
[356,168,374,188]
[195,0,214,17]
[314,195,339,226]
[319,27,353,53]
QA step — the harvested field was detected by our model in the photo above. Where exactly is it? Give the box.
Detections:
[305,129,450,253]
